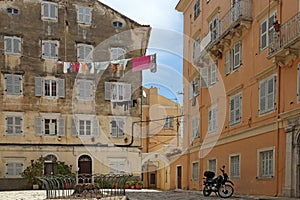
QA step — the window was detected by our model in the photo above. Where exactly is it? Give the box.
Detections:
[5,74,22,95]
[7,8,19,15]
[77,6,92,25]
[192,77,200,97]
[110,47,125,60]
[109,158,126,174]
[192,117,199,139]
[258,148,274,178]
[77,80,94,100]
[208,159,217,173]
[41,1,58,21]
[6,116,22,135]
[113,21,123,28]
[164,116,174,129]
[4,36,21,55]
[230,154,240,179]
[259,75,276,115]
[192,162,199,180]
[110,119,125,138]
[105,82,131,101]
[193,36,201,64]
[6,162,23,178]
[35,77,65,98]
[200,62,217,88]
[77,44,93,62]
[210,16,219,42]
[229,93,242,125]
[225,41,242,75]
[35,117,65,136]
[71,117,99,137]
[194,0,200,20]
[260,12,277,50]
[42,40,58,59]
[297,63,300,101]
[208,106,217,133]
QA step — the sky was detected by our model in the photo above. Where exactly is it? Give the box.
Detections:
[99,0,184,104]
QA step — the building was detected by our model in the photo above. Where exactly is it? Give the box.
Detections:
[176,0,300,197]
[0,0,151,190]
[141,87,182,190]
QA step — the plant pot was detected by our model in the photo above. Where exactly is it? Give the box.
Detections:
[135,184,142,190]
[130,185,135,189]
[64,183,73,189]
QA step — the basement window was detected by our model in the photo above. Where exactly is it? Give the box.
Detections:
[7,8,19,15]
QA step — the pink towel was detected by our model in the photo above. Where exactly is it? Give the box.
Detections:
[132,55,151,72]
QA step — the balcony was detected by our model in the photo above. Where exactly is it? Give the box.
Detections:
[193,0,252,63]
[268,12,300,67]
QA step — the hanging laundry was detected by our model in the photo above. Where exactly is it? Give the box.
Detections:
[63,62,69,73]
[150,54,157,73]
[132,55,151,72]
[87,63,94,74]
[69,63,73,72]
[82,63,87,73]
[95,61,110,73]
[74,62,80,72]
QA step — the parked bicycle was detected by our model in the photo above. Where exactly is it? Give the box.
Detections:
[202,165,234,198]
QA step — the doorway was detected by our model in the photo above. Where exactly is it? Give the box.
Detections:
[78,155,92,183]
[177,166,182,189]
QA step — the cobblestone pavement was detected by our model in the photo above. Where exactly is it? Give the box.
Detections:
[0,189,299,200]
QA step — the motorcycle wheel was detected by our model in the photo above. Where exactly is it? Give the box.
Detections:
[218,184,234,198]
[203,186,211,197]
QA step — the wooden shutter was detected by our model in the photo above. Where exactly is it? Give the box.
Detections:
[13,75,22,95]
[58,78,65,98]
[78,7,84,23]
[110,120,117,137]
[259,81,267,114]
[260,20,268,50]
[4,37,12,53]
[200,67,208,88]
[267,77,275,111]
[49,3,57,19]
[78,80,85,99]
[225,50,232,75]
[35,77,43,96]
[6,163,14,176]
[71,117,78,136]
[229,97,235,125]
[58,118,66,136]
[13,38,21,54]
[35,117,43,136]
[43,41,50,57]
[105,82,112,100]
[77,45,84,60]
[188,82,193,100]
[87,81,93,99]
[92,119,100,137]
[84,7,91,24]
[234,41,241,69]
[50,42,57,58]
[124,84,131,101]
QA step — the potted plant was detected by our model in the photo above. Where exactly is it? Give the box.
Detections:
[135,180,143,190]
[21,156,45,189]
[55,161,74,189]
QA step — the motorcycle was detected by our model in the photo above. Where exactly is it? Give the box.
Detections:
[202,165,234,198]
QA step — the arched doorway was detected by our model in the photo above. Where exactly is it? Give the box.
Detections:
[78,155,92,183]
[44,154,58,175]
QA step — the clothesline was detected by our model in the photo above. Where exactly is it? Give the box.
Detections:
[57,54,157,74]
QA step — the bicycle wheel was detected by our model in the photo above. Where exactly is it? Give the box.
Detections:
[218,184,234,198]
[203,186,212,197]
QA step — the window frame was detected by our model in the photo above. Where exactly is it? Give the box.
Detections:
[229,92,242,126]
[208,158,217,173]
[298,63,300,102]
[229,154,240,179]
[110,118,125,138]
[70,116,99,137]
[210,15,219,42]
[259,75,276,115]
[77,6,92,25]
[4,36,21,55]
[110,47,126,60]
[77,79,94,100]
[42,40,59,59]
[164,116,174,130]
[194,0,201,20]
[257,147,275,179]
[41,1,58,21]
[35,116,66,137]
[35,77,65,98]
[233,41,242,69]
[105,82,131,102]
[192,116,199,139]
[5,161,24,178]
[79,119,92,136]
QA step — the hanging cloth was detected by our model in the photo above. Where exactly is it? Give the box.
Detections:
[132,55,151,72]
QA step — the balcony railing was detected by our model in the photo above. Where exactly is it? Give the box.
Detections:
[269,12,300,56]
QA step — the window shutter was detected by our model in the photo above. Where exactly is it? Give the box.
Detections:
[105,82,112,100]
[43,3,49,18]
[124,84,131,101]
[85,8,91,24]
[77,45,84,60]
[71,117,78,136]
[259,81,267,113]
[200,67,208,88]
[225,50,231,75]
[5,74,13,94]
[88,81,93,99]
[210,62,217,84]
[298,64,300,101]
[35,117,43,136]
[92,119,100,137]
[6,163,14,176]
[58,118,66,136]
[35,77,43,96]
[4,37,12,53]
[110,120,117,137]
[13,75,22,94]
[230,98,235,124]
[208,109,212,132]
[50,3,56,19]
[188,82,193,100]
[6,116,12,134]
[119,120,124,137]
[13,38,21,54]
[267,77,275,111]
[58,78,65,98]
[43,42,50,57]
[78,80,85,99]
[260,20,267,49]
[50,43,57,58]
[78,7,84,23]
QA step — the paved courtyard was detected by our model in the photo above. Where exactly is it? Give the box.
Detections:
[0,189,298,200]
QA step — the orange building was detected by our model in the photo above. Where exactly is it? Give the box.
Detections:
[141,87,182,190]
[175,0,300,197]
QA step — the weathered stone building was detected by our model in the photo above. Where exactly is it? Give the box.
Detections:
[0,0,151,190]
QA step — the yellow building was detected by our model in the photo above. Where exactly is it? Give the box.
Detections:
[0,0,151,190]
[176,0,300,197]
[141,87,182,190]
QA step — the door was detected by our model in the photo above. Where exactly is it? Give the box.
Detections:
[149,173,156,188]
[177,166,182,189]
[78,155,92,183]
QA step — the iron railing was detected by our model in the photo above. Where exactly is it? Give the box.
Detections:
[269,12,300,56]
[38,173,132,199]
